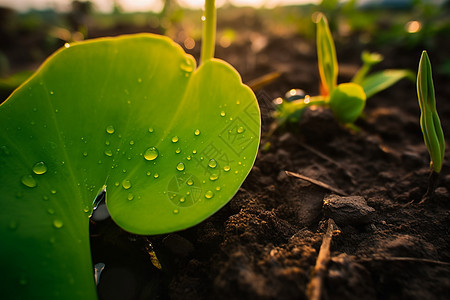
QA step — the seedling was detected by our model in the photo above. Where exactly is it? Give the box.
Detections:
[416,50,445,200]
[0,0,260,299]
[275,13,413,125]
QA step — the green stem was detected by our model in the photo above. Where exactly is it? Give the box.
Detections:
[200,0,216,65]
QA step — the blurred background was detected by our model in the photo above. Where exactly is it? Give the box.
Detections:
[1,0,449,100]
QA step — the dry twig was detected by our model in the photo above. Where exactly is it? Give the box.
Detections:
[307,218,337,300]
[285,170,348,196]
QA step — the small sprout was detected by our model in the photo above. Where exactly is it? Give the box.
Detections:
[274,13,412,127]
[316,13,338,97]
[329,83,366,124]
[417,51,445,174]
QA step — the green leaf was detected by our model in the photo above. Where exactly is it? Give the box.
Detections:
[361,69,414,98]
[352,51,384,84]
[316,13,338,96]
[0,33,260,299]
[329,82,366,123]
[417,50,444,173]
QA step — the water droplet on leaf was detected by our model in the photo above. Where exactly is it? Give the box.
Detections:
[21,175,36,188]
[208,159,217,168]
[210,174,219,181]
[53,219,63,229]
[237,126,245,134]
[106,125,115,134]
[171,136,179,143]
[176,162,185,171]
[122,179,132,190]
[144,147,159,161]
[127,193,134,201]
[32,161,47,175]
[104,149,113,157]
[205,191,214,199]
[194,129,200,136]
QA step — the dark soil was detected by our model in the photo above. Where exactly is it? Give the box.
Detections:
[3,6,450,300]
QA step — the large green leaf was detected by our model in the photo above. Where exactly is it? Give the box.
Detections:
[0,33,260,299]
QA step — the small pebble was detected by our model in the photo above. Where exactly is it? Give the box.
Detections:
[323,194,375,225]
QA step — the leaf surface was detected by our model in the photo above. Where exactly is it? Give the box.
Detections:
[361,69,414,98]
[0,33,260,299]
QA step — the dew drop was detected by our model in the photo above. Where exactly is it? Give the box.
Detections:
[50,91,54,95]
[210,174,219,181]
[176,162,185,171]
[175,148,181,154]
[237,126,245,134]
[171,136,179,143]
[146,171,151,176]
[187,179,194,186]
[129,140,135,145]
[122,179,132,190]
[144,147,159,161]
[105,140,110,146]
[180,58,194,73]
[208,159,217,168]
[104,149,113,157]
[32,161,47,175]
[21,175,37,188]
[187,155,192,160]
[47,208,55,215]
[53,219,63,229]
[64,43,70,48]
[236,100,240,105]
[224,165,231,172]
[194,129,200,136]
[220,111,226,117]
[154,173,159,179]
[83,152,88,157]
[148,127,154,133]
[43,195,49,201]
[192,150,197,154]
[173,209,179,214]
[127,193,134,201]
[106,125,115,134]
[205,191,214,199]
[51,189,57,194]
[179,197,185,203]
[138,78,142,83]
[216,186,221,191]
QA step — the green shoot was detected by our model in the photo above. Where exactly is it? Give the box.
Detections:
[274,13,412,127]
[316,13,338,96]
[200,0,216,65]
[417,50,445,173]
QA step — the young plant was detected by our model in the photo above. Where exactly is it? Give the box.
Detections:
[0,1,260,299]
[275,13,413,125]
[416,50,445,200]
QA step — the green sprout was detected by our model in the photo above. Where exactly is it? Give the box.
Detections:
[0,0,260,298]
[275,13,413,126]
[417,50,445,175]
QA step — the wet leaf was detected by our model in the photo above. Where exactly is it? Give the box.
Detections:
[0,34,260,299]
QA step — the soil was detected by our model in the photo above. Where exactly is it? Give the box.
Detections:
[3,7,450,300]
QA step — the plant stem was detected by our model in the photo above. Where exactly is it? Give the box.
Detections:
[200,0,216,65]
[420,170,440,203]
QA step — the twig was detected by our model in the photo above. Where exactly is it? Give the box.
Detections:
[307,218,337,300]
[360,256,450,267]
[285,170,348,196]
